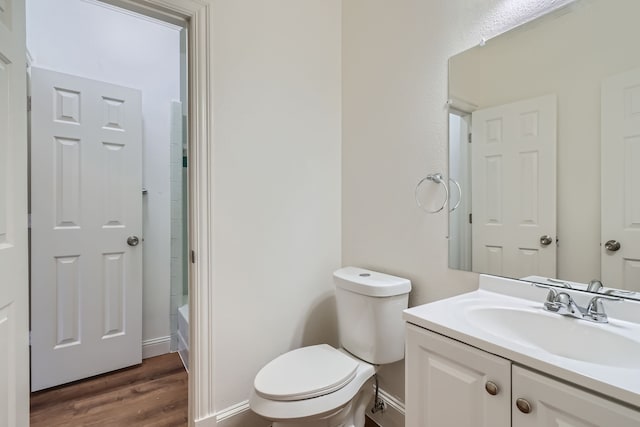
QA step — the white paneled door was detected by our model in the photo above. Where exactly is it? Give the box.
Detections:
[0,0,30,425]
[30,67,143,391]
[471,95,557,278]
[602,68,640,291]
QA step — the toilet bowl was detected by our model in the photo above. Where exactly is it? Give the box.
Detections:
[249,345,375,427]
[249,267,411,427]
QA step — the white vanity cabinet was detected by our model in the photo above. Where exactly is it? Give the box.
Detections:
[405,324,511,427]
[406,323,640,427]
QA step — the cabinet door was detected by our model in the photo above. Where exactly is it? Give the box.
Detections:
[513,366,640,426]
[405,324,511,427]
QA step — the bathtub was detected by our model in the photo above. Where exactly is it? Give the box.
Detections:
[178,304,189,371]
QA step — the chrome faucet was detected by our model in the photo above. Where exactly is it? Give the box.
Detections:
[587,279,603,293]
[541,287,620,323]
[543,289,584,319]
[585,296,620,323]
[586,278,635,298]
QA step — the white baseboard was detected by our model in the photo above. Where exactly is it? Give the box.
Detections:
[367,386,405,427]
[215,401,270,427]
[142,335,171,359]
[198,390,403,427]
[194,415,217,427]
[193,401,270,427]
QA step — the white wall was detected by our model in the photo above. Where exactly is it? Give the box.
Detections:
[342,0,574,410]
[211,0,342,417]
[26,0,180,353]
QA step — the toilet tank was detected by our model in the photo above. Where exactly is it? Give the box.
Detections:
[334,267,411,365]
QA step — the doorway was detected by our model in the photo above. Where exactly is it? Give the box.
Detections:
[27,0,189,393]
[1,0,212,424]
[448,111,472,271]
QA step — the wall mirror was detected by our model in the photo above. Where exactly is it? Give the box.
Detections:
[448,0,640,299]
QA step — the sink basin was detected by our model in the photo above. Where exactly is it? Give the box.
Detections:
[465,306,640,368]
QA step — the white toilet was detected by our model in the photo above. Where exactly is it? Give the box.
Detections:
[249,267,411,427]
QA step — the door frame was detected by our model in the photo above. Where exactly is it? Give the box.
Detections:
[72,1,214,425]
[448,110,472,271]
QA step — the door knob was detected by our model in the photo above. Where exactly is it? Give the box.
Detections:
[540,235,553,246]
[604,240,621,252]
[485,381,499,396]
[516,398,532,414]
[127,236,140,247]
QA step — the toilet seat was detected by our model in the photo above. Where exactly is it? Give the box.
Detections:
[250,347,376,422]
[254,344,358,401]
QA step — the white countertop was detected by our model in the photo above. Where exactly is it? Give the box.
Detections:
[403,275,640,409]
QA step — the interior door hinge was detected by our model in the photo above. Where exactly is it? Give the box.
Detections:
[27,96,32,112]
[29,331,32,346]
[28,213,31,229]
[468,133,472,143]
[469,213,473,224]
[191,250,196,264]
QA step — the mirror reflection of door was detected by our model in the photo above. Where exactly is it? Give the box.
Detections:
[601,68,640,290]
[448,112,472,271]
[470,95,557,278]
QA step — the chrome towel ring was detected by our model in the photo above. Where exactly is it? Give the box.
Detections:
[415,173,449,214]
[415,173,462,214]
[448,178,462,213]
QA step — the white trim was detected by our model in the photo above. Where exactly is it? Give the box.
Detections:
[101,2,215,426]
[26,48,34,67]
[447,97,477,114]
[99,0,197,27]
[82,0,183,31]
[216,401,250,423]
[214,401,270,427]
[368,387,405,427]
[192,402,268,427]
[142,336,171,359]
[194,416,217,427]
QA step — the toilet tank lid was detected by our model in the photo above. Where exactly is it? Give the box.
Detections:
[334,267,411,297]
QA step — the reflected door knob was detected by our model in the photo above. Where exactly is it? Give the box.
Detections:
[540,235,553,246]
[605,240,621,252]
[127,236,140,247]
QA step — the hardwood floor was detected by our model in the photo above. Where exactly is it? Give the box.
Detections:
[364,415,380,427]
[30,353,188,427]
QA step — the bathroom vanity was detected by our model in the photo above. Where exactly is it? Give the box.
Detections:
[403,275,640,427]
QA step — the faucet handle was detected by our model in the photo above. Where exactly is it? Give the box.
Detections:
[586,296,621,323]
[540,286,560,311]
[603,288,636,297]
[587,280,603,292]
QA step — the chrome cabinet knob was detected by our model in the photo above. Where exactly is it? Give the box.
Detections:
[540,235,553,246]
[127,236,140,247]
[485,381,499,396]
[516,398,532,414]
[604,240,621,251]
